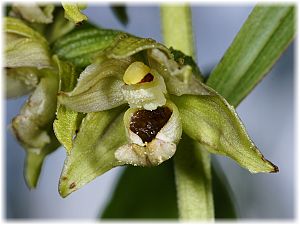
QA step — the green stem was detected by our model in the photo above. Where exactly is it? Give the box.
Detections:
[161,5,195,57]
[160,5,214,220]
[175,134,214,220]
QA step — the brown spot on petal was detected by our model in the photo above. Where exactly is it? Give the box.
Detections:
[130,107,172,143]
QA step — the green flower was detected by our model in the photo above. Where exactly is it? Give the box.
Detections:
[4,17,60,188]
[4,4,88,188]
[54,32,278,197]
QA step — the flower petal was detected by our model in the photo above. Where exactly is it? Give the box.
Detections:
[10,69,60,188]
[115,140,176,167]
[4,17,51,68]
[53,56,83,154]
[58,58,133,113]
[61,3,88,24]
[11,69,58,151]
[115,101,182,166]
[4,17,48,41]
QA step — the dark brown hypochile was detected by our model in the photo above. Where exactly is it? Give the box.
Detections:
[130,107,172,143]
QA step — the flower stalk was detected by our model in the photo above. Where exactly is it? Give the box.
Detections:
[161,5,214,220]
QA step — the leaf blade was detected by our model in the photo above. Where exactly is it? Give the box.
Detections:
[101,161,178,219]
[206,5,295,106]
[211,158,237,219]
[53,27,120,68]
[101,155,236,219]
[174,134,214,220]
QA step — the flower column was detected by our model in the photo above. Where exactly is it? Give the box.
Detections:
[161,5,214,220]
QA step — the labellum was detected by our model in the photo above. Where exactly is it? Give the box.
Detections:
[115,101,182,167]
[130,106,172,143]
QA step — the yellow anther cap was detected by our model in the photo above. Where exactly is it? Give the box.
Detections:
[123,61,151,84]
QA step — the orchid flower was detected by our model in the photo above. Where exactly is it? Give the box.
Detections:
[4,5,279,200]
[54,32,278,197]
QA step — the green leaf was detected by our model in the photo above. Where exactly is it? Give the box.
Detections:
[206,6,295,106]
[53,56,83,154]
[161,5,214,221]
[111,6,128,26]
[53,27,120,68]
[59,106,127,197]
[5,37,51,69]
[174,133,214,220]
[101,160,178,219]
[52,27,172,69]
[171,93,278,173]
[4,17,51,68]
[5,67,39,98]
[161,6,195,57]
[62,3,88,24]
[11,3,54,24]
